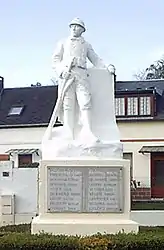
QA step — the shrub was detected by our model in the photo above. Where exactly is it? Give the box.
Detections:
[79,235,110,250]
[0,224,164,249]
[0,223,30,233]
[0,233,80,250]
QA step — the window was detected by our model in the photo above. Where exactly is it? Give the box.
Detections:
[127,97,138,116]
[115,95,153,117]
[139,96,151,115]
[115,97,125,116]
[8,106,24,116]
[18,154,32,167]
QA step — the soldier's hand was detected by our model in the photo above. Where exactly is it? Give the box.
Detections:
[61,70,71,79]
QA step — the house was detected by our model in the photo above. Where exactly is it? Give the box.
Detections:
[0,75,164,226]
[0,76,61,163]
[0,76,60,226]
[115,79,164,201]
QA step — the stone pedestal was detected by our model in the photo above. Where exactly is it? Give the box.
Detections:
[31,158,138,235]
[31,66,139,235]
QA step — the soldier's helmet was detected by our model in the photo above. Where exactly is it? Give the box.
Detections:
[69,18,86,32]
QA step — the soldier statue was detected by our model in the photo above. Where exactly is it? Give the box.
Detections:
[42,18,122,158]
[48,17,108,145]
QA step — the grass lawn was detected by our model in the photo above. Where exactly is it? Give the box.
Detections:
[131,200,164,210]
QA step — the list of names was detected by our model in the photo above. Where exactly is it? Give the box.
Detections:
[47,168,83,212]
[87,169,121,212]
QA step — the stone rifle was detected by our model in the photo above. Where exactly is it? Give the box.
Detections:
[43,57,75,141]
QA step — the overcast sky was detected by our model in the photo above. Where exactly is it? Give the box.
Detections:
[1,0,164,87]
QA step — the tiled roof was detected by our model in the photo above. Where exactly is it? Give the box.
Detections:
[0,78,164,127]
[116,79,164,95]
[0,85,58,127]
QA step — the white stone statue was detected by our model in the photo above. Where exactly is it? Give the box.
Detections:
[42,18,122,159]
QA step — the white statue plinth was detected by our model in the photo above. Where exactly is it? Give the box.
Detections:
[31,159,138,235]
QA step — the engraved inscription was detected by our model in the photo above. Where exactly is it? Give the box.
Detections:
[48,168,82,212]
[87,169,121,212]
[47,167,123,213]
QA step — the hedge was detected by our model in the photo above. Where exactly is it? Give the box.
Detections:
[0,223,31,233]
[0,224,164,249]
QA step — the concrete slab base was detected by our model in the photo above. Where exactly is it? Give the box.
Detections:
[32,215,139,235]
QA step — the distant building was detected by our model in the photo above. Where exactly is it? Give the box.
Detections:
[0,75,164,226]
[115,79,164,200]
[0,77,60,226]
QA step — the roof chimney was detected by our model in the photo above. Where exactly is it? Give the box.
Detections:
[31,82,42,87]
[0,76,4,93]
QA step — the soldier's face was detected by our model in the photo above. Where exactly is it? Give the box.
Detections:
[70,24,84,37]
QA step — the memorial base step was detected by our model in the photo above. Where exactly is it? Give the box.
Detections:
[31,215,139,235]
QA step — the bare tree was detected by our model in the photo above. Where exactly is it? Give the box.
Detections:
[135,56,164,80]
[134,70,147,81]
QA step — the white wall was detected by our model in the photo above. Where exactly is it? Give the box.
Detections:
[0,126,45,167]
[0,127,45,225]
[118,121,164,140]
[0,161,38,226]
[0,127,45,149]
[118,121,164,187]
[131,211,164,226]
[0,162,38,214]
